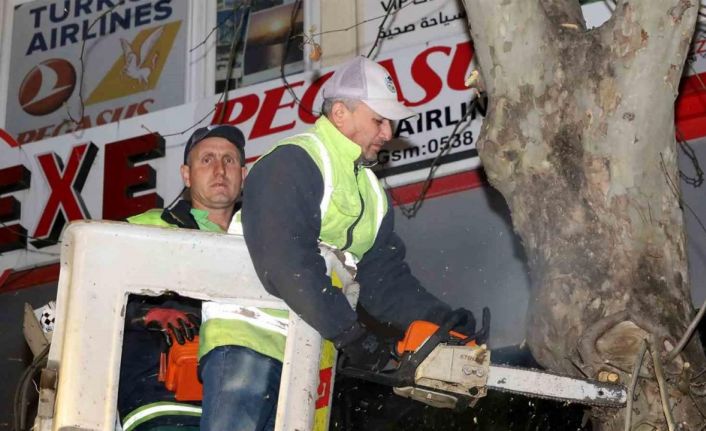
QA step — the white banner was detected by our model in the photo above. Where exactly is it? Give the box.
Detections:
[5,0,188,145]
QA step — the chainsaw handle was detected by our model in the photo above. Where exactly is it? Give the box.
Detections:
[336,316,459,387]
[337,357,413,387]
[459,307,491,345]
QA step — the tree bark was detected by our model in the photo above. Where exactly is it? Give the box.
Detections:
[460,0,705,429]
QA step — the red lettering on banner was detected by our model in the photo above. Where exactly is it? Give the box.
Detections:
[316,367,333,409]
[52,120,74,137]
[34,125,54,142]
[299,71,333,124]
[0,128,19,148]
[15,100,155,145]
[407,46,451,107]
[447,42,474,91]
[103,133,165,221]
[32,143,98,247]
[0,165,31,253]
[213,94,260,126]
[72,116,93,133]
[16,130,37,145]
[125,99,153,119]
[96,109,114,126]
[250,82,304,139]
[112,107,126,123]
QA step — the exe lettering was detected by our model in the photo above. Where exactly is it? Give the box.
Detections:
[0,133,164,253]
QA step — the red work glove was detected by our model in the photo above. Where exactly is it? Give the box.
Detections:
[142,307,200,346]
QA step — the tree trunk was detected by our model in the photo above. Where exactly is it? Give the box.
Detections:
[460,0,706,429]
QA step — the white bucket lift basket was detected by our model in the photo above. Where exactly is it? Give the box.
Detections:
[35,221,328,431]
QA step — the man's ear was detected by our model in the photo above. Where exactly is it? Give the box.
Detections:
[329,101,350,128]
[180,164,191,188]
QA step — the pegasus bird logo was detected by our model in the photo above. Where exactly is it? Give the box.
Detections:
[120,26,164,86]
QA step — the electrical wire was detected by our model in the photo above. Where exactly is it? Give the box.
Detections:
[0,220,61,257]
[65,1,127,126]
[190,8,238,53]
[676,132,704,188]
[367,0,396,58]
[675,63,706,188]
[13,344,50,431]
[217,1,251,124]
[147,1,248,138]
[660,153,706,238]
[390,92,484,219]
[307,1,416,38]
[280,0,313,118]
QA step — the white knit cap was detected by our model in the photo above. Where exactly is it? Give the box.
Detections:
[322,56,416,120]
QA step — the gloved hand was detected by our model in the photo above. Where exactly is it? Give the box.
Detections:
[444,307,476,338]
[138,307,200,346]
[336,327,393,372]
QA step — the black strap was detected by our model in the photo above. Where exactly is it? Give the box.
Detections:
[160,200,200,230]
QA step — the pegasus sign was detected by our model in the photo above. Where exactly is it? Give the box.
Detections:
[5,0,186,145]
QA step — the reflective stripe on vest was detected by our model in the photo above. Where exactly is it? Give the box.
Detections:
[298,132,335,217]
[122,402,201,431]
[202,303,288,336]
[364,168,386,238]
[198,304,289,362]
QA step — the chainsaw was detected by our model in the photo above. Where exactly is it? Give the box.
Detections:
[338,309,627,410]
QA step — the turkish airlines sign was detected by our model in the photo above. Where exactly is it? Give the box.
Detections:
[5,0,188,144]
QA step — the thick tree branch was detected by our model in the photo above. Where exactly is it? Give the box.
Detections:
[463,0,555,96]
[607,0,699,95]
[540,0,586,30]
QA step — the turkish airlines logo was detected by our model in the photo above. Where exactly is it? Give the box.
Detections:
[86,21,182,105]
[18,59,76,116]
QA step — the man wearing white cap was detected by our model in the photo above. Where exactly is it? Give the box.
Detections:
[242,56,477,409]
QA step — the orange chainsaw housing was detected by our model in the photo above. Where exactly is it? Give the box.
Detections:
[164,336,203,401]
[396,321,477,356]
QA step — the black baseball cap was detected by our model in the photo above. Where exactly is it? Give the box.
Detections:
[183,125,246,166]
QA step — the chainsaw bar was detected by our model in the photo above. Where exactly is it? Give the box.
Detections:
[486,364,627,408]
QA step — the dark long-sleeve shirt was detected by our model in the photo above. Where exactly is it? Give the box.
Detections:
[242,145,451,343]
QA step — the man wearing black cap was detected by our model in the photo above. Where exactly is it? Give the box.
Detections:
[129,124,247,231]
[124,125,281,431]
